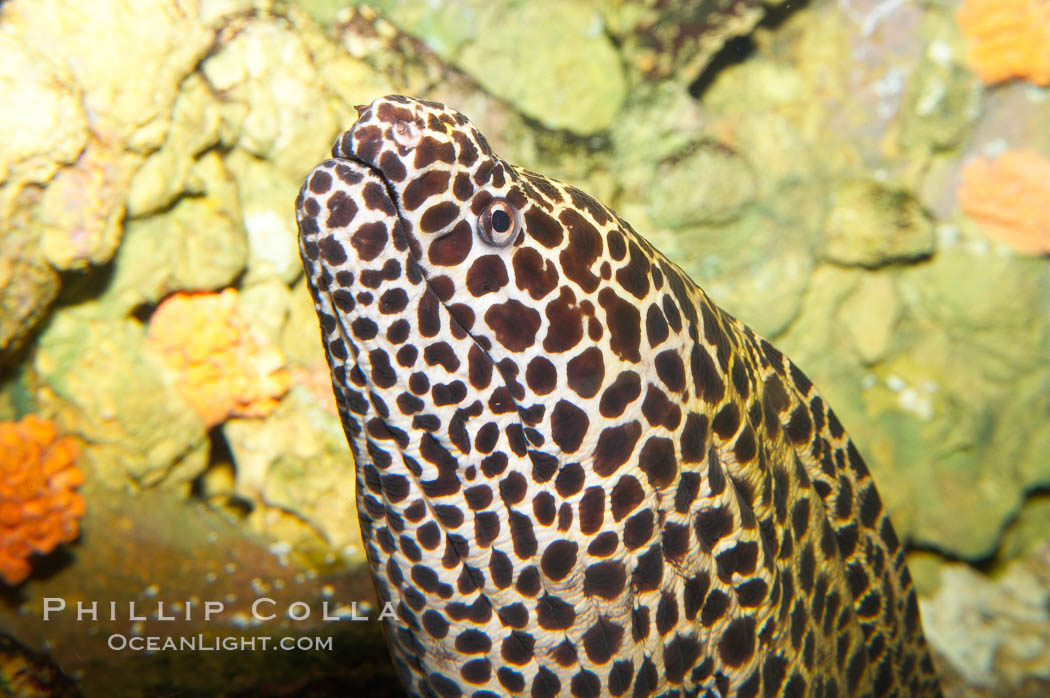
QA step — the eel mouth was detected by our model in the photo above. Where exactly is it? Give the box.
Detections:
[338,124,426,265]
[335,122,533,437]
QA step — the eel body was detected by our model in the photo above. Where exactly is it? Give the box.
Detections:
[295,95,942,698]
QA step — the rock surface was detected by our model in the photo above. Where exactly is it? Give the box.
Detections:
[822,179,935,267]
[922,548,1050,690]
[0,230,58,358]
[224,387,363,562]
[33,309,209,489]
[600,0,789,86]
[364,0,626,134]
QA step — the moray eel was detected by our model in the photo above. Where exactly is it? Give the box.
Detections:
[296,95,942,698]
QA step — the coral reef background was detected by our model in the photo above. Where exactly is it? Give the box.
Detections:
[0,0,1048,695]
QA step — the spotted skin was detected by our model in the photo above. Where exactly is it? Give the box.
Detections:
[296,95,942,698]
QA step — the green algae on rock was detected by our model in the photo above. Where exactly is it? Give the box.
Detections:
[672,203,817,338]
[0,229,59,359]
[100,154,248,316]
[863,236,1050,559]
[0,33,88,218]
[2,0,221,271]
[838,273,901,366]
[897,44,981,153]
[200,16,345,177]
[125,74,231,218]
[648,139,757,228]
[227,149,309,285]
[600,0,790,85]
[332,4,609,192]
[455,1,626,134]
[823,179,935,268]
[4,0,214,153]
[34,309,210,489]
[224,386,365,564]
[362,0,626,134]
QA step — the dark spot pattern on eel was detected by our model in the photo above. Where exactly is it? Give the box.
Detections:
[295,95,943,698]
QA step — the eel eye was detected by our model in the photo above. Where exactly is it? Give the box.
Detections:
[478,199,519,247]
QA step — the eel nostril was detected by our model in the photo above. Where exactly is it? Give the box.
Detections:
[392,119,422,149]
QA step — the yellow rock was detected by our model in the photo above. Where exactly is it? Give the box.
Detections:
[3,0,213,151]
[200,17,340,177]
[840,273,900,365]
[0,34,87,211]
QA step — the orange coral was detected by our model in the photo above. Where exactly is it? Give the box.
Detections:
[958,150,1050,255]
[0,415,84,585]
[956,0,1050,85]
[147,289,292,427]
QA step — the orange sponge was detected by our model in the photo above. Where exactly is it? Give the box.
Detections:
[148,289,291,427]
[958,150,1050,255]
[0,415,84,585]
[957,0,1050,85]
